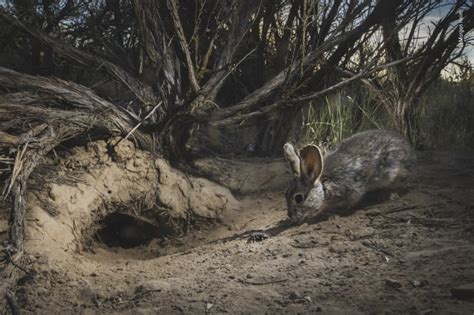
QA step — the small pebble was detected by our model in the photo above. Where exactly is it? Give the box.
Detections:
[206,302,213,311]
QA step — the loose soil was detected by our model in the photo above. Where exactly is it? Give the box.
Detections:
[1,144,473,314]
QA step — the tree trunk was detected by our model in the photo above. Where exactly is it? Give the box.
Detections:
[393,99,416,146]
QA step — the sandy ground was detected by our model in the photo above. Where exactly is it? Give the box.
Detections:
[1,149,474,314]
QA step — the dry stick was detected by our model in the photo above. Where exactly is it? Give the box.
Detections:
[5,250,29,275]
[238,278,289,286]
[3,141,28,197]
[385,204,420,214]
[110,101,163,150]
[385,202,441,214]
[218,48,257,86]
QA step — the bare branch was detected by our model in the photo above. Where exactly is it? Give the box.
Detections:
[210,55,417,127]
[200,0,262,100]
[167,0,201,94]
[212,0,404,121]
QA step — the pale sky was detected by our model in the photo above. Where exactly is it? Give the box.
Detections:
[425,2,474,63]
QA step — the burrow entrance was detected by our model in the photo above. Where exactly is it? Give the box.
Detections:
[93,212,174,249]
[88,209,226,258]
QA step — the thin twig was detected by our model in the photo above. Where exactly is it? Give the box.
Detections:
[219,48,257,84]
[3,141,29,198]
[3,242,29,274]
[111,101,163,150]
[238,278,288,285]
[385,204,420,214]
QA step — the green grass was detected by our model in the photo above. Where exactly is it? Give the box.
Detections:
[303,91,387,148]
[303,78,473,150]
[414,79,474,149]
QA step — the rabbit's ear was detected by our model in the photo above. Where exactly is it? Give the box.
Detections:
[283,143,301,176]
[300,145,323,183]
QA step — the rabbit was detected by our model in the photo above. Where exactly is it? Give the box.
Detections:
[283,129,414,222]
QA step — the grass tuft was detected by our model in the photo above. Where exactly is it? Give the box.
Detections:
[303,78,473,150]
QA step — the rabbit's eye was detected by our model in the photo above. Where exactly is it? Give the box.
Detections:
[293,193,305,204]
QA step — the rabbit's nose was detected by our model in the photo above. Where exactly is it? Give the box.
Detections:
[293,193,304,204]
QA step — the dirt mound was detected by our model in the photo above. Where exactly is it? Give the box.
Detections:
[23,138,240,267]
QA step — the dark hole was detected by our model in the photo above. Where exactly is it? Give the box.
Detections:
[95,213,162,248]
